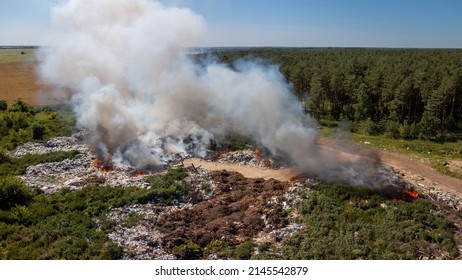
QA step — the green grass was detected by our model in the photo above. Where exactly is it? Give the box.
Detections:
[0,48,37,63]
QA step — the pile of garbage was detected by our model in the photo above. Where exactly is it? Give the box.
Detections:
[7,130,89,158]
[216,149,289,169]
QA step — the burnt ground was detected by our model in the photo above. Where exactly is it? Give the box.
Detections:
[157,170,294,259]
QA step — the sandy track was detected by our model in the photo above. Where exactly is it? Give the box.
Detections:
[380,151,462,197]
[183,158,302,182]
[184,147,462,199]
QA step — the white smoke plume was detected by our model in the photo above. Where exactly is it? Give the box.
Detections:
[38,0,397,189]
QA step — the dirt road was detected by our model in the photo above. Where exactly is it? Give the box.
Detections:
[184,148,462,199]
[183,158,302,182]
[380,151,462,197]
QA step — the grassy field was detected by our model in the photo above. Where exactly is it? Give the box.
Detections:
[0,48,37,64]
[0,48,64,106]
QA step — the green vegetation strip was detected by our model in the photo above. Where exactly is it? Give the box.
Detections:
[0,150,79,176]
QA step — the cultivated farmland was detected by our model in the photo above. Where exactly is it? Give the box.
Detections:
[0,47,62,106]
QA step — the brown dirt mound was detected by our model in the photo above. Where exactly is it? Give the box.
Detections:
[158,170,290,257]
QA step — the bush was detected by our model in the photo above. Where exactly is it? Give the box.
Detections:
[0,176,34,210]
[233,241,254,260]
[8,99,30,113]
[137,168,189,204]
[226,135,253,150]
[0,100,7,111]
[0,150,79,176]
[400,122,419,139]
[385,121,401,139]
[31,123,45,140]
[360,119,384,136]
[0,101,76,149]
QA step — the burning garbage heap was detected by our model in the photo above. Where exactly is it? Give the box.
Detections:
[7,130,462,259]
[7,130,315,259]
[11,130,150,194]
[215,148,290,169]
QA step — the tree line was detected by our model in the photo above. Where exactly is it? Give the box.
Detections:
[213,48,462,140]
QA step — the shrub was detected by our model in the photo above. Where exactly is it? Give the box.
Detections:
[0,100,7,111]
[0,150,79,176]
[233,241,253,260]
[0,101,76,149]
[358,119,383,136]
[226,135,252,150]
[31,123,45,140]
[400,122,419,139]
[8,99,30,113]
[138,168,189,204]
[0,176,34,210]
[0,184,146,259]
[385,121,401,139]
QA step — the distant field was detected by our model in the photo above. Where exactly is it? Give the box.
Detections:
[0,48,64,106]
[0,48,37,63]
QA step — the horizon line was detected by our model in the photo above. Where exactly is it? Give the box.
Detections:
[1,45,462,50]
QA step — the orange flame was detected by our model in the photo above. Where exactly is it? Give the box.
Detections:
[255,148,271,168]
[132,172,146,177]
[93,159,115,172]
[93,159,103,168]
[404,189,419,199]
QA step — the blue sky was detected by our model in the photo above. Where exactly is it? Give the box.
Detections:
[1,0,462,47]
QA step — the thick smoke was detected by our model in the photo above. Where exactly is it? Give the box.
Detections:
[38,0,391,188]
